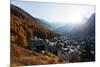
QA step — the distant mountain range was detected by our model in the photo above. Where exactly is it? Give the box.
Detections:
[54,13,95,36]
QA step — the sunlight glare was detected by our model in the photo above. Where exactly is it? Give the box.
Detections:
[69,12,84,25]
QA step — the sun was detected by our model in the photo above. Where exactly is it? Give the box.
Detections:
[69,12,84,25]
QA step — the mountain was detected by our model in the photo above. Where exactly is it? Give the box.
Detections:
[54,23,75,34]
[36,18,53,30]
[86,13,95,36]
[10,4,60,66]
[11,4,58,47]
[76,13,95,36]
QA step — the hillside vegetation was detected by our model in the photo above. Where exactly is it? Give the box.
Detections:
[10,4,61,66]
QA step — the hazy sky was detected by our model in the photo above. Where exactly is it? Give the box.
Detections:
[11,1,95,26]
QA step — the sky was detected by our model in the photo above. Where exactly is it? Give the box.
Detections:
[11,0,95,27]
